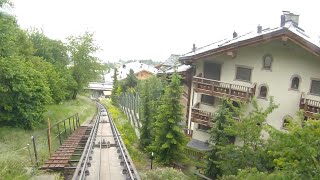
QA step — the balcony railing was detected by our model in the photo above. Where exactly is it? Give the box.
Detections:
[191,102,214,127]
[300,95,320,119]
[193,75,256,102]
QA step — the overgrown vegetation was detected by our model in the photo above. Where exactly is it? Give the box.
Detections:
[101,100,148,171]
[140,168,190,180]
[203,97,320,179]
[0,95,96,179]
[0,4,105,129]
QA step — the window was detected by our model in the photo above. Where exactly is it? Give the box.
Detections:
[259,85,268,98]
[262,54,273,70]
[282,115,292,129]
[198,124,211,131]
[235,66,252,82]
[291,76,300,90]
[201,95,215,105]
[310,80,320,96]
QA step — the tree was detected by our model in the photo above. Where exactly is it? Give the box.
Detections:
[28,58,67,103]
[266,115,320,179]
[124,69,138,90]
[206,98,238,178]
[139,76,164,148]
[29,29,69,69]
[214,98,278,176]
[0,56,51,129]
[111,68,119,105]
[67,31,105,99]
[148,73,187,165]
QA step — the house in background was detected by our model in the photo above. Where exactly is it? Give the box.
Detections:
[180,11,320,152]
[117,61,158,80]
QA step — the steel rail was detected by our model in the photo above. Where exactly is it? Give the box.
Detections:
[72,103,101,180]
[104,106,136,180]
[98,106,103,180]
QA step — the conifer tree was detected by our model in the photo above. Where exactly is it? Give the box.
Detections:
[148,73,187,165]
[111,68,119,105]
[140,76,164,148]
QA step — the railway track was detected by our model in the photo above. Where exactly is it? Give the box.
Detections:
[71,102,140,180]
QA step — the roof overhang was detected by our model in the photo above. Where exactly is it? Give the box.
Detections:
[180,28,320,63]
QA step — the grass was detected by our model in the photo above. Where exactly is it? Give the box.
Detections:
[102,100,194,179]
[101,100,149,171]
[0,95,96,180]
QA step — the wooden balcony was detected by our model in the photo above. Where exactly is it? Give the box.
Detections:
[193,75,256,102]
[191,103,214,127]
[300,95,320,119]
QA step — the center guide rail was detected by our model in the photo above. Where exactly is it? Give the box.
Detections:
[72,102,140,180]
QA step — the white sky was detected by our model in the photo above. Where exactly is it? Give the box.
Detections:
[11,0,320,62]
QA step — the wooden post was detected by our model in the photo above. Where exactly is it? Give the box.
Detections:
[47,118,52,156]
[73,116,76,131]
[63,119,67,134]
[57,124,62,145]
[68,118,72,133]
[228,84,232,95]
[31,136,39,166]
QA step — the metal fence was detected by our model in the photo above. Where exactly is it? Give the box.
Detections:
[119,93,141,129]
[29,113,80,167]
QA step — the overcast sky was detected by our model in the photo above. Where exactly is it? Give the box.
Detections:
[11,0,320,62]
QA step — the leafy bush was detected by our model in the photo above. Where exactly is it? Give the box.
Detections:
[141,168,189,180]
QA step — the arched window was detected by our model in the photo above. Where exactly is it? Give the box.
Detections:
[291,76,300,90]
[282,115,292,129]
[262,54,273,70]
[259,85,268,98]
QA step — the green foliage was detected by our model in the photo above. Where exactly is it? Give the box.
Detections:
[266,118,320,179]
[0,56,51,129]
[220,168,295,180]
[0,96,96,179]
[0,13,34,58]
[111,68,119,105]
[102,100,148,170]
[139,76,164,148]
[28,58,68,103]
[67,31,105,99]
[216,98,278,176]
[124,69,138,90]
[141,168,189,180]
[29,29,69,69]
[148,73,187,165]
[206,99,238,178]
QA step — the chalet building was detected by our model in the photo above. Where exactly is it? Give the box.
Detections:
[180,11,320,152]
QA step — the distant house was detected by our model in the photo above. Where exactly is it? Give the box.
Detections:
[180,11,320,152]
[117,61,158,80]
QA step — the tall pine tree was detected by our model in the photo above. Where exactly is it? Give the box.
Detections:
[111,68,118,105]
[140,76,164,148]
[148,73,187,165]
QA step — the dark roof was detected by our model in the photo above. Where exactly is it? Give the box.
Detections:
[187,139,211,151]
[163,54,180,67]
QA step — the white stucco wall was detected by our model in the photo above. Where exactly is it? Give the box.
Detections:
[189,39,320,142]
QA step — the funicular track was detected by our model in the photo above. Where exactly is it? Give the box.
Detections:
[70,102,140,180]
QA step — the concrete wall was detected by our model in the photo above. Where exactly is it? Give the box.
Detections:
[189,39,320,142]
